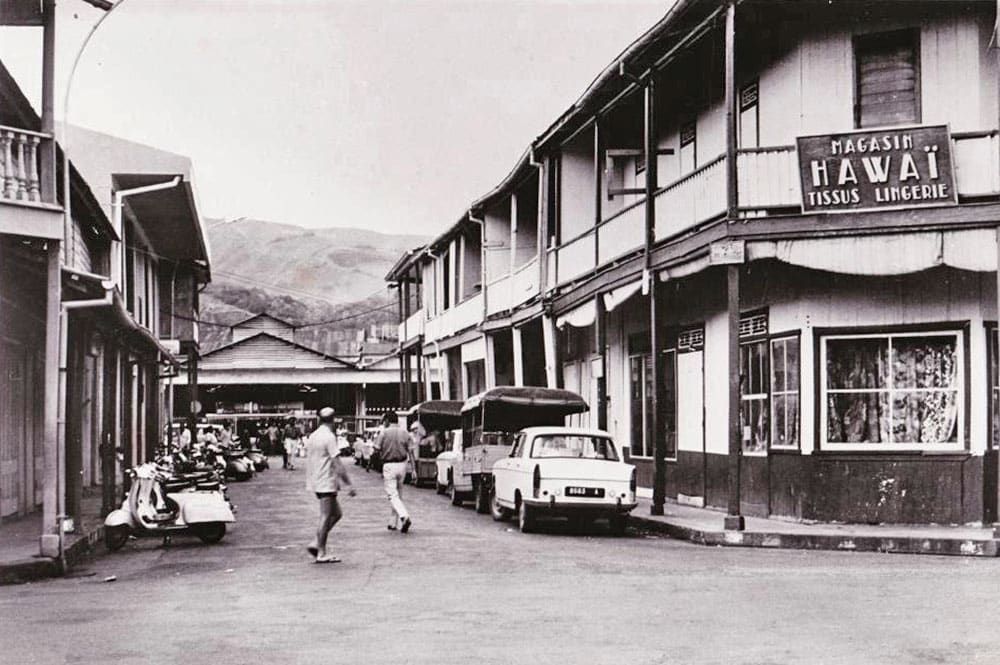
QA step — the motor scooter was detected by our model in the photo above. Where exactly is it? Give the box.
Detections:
[104,463,235,551]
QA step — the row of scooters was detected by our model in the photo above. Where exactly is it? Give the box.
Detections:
[103,439,270,552]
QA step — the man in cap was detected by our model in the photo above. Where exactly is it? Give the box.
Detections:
[305,407,355,563]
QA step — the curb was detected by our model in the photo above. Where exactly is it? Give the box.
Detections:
[0,524,106,586]
[629,515,1000,557]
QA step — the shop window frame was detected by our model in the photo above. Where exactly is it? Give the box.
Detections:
[769,332,801,452]
[817,324,969,453]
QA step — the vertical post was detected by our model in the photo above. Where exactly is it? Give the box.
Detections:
[40,0,56,204]
[593,120,602,268]
[595,295,608,431]
[40,242,61,557]
[995,226,1000,537]
[724,265,744,530]
[723,0,744,531]
[542,315,559,389]
[397,285,405,407]
[645,76,666,515]
[185,344,198,440]
[416,351,425,402]
[512,325,525,386]
[725,0,739,221]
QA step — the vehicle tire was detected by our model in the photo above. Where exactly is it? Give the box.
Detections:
[490,488,510,522]
[104,525,129,552]
[449,479,462,507]
[435,479,446,495]
[193,522,226,544]
[609,515,627,537]
[474,481,489,514]
[517,501,535,533]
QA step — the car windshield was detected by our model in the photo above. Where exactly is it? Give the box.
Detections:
[530,435,619,461]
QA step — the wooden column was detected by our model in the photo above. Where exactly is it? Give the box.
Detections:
[645,76,667,515]
[595,294,608,431]
[722,0,744,531]
[39,0,56,204]
[995,226,1000,537]
[40,242,61,556]
[185,344,199,441]
[397,285,405,406]
[593,120,602,267]
[512,325,525,386]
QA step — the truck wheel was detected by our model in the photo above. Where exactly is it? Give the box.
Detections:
[474,481,490,514]
[490,488,510,522]
[105,525,129,552]
[436,479,446,495]
[517,501,535,533]
[449,479,462,507]
[193,522,226,544]
[609,515,627,536]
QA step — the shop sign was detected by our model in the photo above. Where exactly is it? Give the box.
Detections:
[709,239,745,265]
[796,125,956,213]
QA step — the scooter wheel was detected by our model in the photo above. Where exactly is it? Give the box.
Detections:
[193,522,226,544]
[105,525,129,552]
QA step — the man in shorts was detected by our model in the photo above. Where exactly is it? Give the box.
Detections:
[305,407,355,563]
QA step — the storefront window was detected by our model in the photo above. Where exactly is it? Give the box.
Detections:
[770,336,800,450]
[629,353,654,458]
[822,331,961,450]
[740,340,769,453]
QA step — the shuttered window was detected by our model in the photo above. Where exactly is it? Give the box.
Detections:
[855,30,920,128]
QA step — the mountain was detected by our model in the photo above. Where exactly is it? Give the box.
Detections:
[199,217,429,355]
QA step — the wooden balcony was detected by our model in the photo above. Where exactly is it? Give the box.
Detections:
[0,125,61,240]
[424,292,483,343]
[546,129,1000,290]
[484,256,540,317]
[398,308,425,346]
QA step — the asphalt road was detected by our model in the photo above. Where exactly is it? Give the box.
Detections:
[2,458,999,665]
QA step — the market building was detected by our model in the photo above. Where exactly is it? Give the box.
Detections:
[388,0,1000,527]
[174,313,409,422]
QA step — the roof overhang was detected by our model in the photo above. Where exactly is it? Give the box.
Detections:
[114,173,210,275]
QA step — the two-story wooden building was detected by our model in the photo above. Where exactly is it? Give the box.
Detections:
[389,0,1000,527]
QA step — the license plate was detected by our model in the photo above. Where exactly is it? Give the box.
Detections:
[565,486,604,498]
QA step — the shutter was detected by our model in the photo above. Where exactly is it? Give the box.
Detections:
[856,30,919,128]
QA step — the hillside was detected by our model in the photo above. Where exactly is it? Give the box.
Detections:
[200,218,429,355]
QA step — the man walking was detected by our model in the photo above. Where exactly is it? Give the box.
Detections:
[306,407,355,563]
[282,416,301,470]
[374,412,413,533]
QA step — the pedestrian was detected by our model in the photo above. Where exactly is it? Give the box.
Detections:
[283,416,301,470]
[267,421,280,457]
[305,407,355,563]
[374,412,413,533]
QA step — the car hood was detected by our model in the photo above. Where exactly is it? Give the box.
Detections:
[531,458,633,481]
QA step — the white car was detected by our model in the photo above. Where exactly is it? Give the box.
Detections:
[435,430,463,498]
[489,427,636,534]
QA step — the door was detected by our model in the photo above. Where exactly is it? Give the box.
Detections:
[0,341,29,518]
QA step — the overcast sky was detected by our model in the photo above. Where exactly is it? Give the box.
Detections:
[1,0,671,237]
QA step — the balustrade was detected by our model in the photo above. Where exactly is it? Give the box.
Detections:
[0,126,47,204]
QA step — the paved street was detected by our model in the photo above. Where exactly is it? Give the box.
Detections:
[2,461,999,665]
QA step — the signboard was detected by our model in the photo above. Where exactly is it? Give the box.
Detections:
[709,239,745,265]
[796,125,956,213]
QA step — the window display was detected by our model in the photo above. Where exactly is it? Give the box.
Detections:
[770,336,800,449]
[823,331,961,450]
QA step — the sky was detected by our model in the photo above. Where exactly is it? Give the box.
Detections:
[1,0,672,237]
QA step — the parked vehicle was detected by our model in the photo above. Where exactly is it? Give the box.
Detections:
[245,446,269,471]
[406,400,463,488]
[455,387,590,513]
[104,463,236,551]
[435,430,462,496]
[490,427,636,534]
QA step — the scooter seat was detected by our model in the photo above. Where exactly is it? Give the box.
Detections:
[163,480,191,493]
[196,481,220,491]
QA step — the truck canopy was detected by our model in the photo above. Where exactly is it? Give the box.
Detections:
[461,387,589,433]
[407,400,463,432]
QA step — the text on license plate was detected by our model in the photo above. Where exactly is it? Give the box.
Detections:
[565,486,604,498]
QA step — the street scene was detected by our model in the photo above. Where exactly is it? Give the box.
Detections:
[3,460,1000,665]
[3,0,1000,663]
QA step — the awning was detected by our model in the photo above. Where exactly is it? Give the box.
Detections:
[556,299,596,329]
[602,278,643,312]
[114,173,209,267]
[746,229,996,275]
[658,254,711,282]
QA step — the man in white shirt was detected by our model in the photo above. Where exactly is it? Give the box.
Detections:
[305,407,355,563]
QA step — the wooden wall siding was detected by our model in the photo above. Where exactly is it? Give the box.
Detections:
[200,335,346,371]
[69,216,94,275]
[232,315,294,343]
[739,455,769,518]
[0,342,28,517]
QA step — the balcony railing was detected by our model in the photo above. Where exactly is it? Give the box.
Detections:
[485,273,512,316]
[544,130,1000,290]
[0,126,48,204]
[598,199,645,265]
[510,257,539,308]
[424,292,483,343]
[398,308,425,344]
[654,154,727,241]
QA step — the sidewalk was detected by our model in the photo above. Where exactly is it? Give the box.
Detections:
[628,498,1000,557]
[0,493,106,585]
